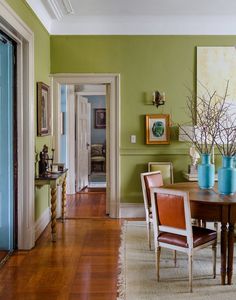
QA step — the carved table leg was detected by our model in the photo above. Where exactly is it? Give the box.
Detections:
[50,186,57,242]
[227,223,235,285]
[61,174,67,222]
[221,222,227,285]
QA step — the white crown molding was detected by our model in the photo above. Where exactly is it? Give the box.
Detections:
[25,1,236,35]
[26,0,51,32]
[47,0,63,20]
[49,15,236,35]
[62,0,74,15]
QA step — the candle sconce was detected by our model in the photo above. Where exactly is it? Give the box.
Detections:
[152,90,166,108]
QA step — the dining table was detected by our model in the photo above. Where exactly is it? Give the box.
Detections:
[164,182,236,285]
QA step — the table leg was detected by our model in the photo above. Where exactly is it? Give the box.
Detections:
[50,186,57,242]
[221,222,227,285]
[227,223,235,285]
[61,175,67,222]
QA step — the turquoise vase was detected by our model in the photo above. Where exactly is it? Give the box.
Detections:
[218,156,236,195]
[198,153,215,189]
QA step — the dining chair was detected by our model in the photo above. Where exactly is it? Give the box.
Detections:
[140,171,164,250]
[150,187,217,292]
[148,162,173,185]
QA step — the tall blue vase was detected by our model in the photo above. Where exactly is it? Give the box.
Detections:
[198,153,215,189]
[218,156,236,195]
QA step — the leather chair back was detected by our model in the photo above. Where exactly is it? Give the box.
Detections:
[144,172,163,207]
[155,192,186,229]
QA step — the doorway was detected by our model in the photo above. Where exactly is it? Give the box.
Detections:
[0,31,17,263]
[52,74,120,218]
[76,85,107,190]
[1,0,35,250]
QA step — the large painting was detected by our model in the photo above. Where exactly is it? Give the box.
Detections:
[197,47,236,111]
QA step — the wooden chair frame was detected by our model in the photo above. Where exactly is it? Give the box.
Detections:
[140,171,162,250]
[150,187,217,292]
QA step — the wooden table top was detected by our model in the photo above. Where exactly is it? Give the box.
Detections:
[164,182,236,205]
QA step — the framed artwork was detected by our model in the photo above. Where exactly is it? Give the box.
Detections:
[95,108,106,128]
[197,46,236,116]
[37,82,51,136]
[146,114,170,144]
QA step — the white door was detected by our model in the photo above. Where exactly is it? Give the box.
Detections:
[76,95,90,191]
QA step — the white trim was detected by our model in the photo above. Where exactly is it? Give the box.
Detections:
[25,0,51,32]
[66,86,76,194]
[49,15,236,35]
[47,0,63,20]
[120,203,145,218]
[77,91,106,96]
[51,73,120,218]
[0,0,35,249]
[34,207,51,241]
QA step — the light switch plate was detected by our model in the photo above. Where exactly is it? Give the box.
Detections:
[130,135,136,143]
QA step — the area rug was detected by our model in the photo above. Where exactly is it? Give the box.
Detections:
[117,221,236,300]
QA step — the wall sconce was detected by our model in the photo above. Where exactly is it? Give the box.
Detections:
[152,91,165,108]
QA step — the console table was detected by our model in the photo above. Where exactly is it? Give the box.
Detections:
[35,169,68,242]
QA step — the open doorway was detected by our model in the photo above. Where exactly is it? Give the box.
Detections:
[52,73,120,218]
[60,84,107,192]
[76,85,107,190]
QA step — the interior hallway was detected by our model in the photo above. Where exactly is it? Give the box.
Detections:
[0,190,122,300]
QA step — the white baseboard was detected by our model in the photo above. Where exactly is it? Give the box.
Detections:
[120,203,145,218]
[35,207,51,241]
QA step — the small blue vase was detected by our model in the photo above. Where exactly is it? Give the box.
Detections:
[218,156,236,195]
[198,153,215,189]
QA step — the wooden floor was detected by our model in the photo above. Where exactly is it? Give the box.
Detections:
[0,189,123,300]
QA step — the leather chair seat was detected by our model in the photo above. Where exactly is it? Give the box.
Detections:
[158,226,217,248]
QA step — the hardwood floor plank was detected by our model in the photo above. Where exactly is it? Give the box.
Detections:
[0,190,123,300]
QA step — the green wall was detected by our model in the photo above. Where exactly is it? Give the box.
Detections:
[3,0,236,212]
[6,0,51,220]
[51,35,236,204]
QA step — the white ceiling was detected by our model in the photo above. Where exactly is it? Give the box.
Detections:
[26,0,236,35]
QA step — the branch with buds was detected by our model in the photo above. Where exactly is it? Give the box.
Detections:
[178,81,230,155]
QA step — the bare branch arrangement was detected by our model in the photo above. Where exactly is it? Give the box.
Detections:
[179,81,230,155]
[215,110,236,156]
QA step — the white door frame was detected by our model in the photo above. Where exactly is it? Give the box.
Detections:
[51,74,120,218]
[0,0,35,249]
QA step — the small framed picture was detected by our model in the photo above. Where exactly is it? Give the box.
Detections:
[37,82,51,136]
[146,114,170,144]
[95,108,106,128]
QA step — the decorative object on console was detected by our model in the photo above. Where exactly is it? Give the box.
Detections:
[146,114,170,145]
[179,126,200,175]
[51,163,65,173]
[37,82,51,136]
[38,144,55,176]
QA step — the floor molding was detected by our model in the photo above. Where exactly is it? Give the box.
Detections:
[34,208,50,241]
[120,203,145,218]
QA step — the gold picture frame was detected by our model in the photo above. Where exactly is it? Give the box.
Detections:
[146,114,170,144]
[37,82,51,136]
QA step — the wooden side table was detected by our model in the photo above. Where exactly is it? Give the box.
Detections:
[35,169,68,242]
